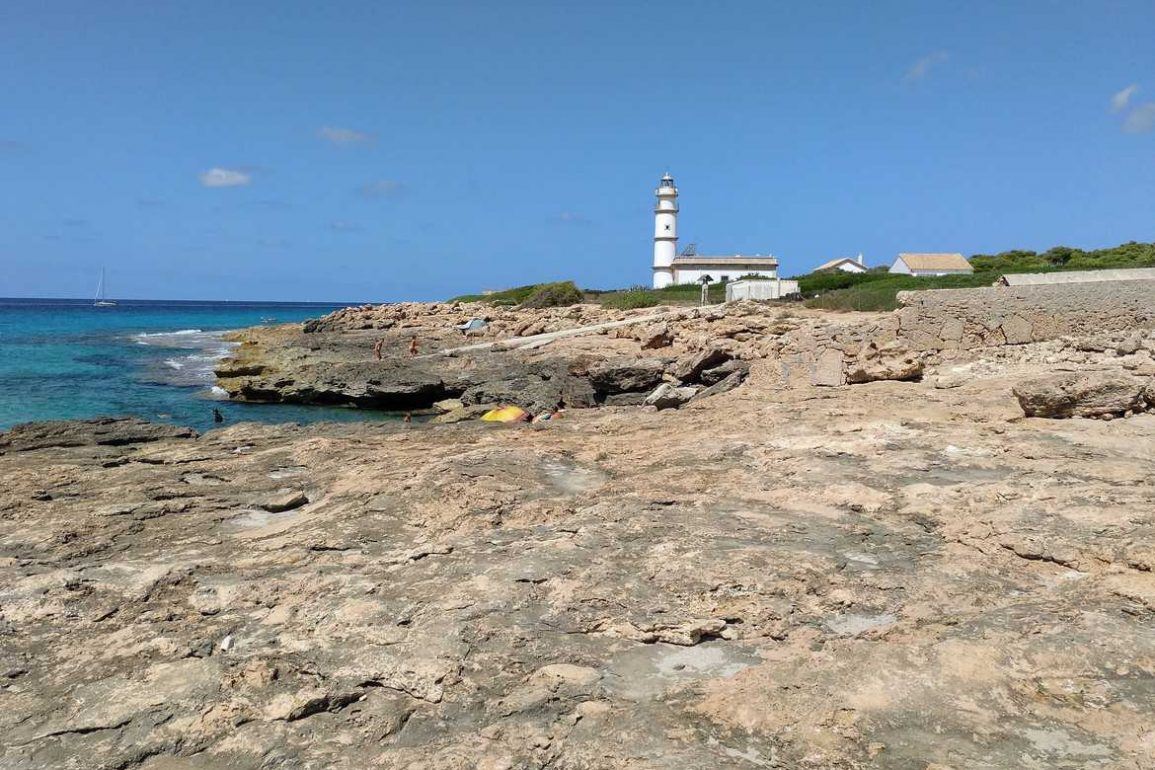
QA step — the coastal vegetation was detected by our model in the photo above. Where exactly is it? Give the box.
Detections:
[799,240,1155,312]
[450,241,1155,313]
[454,281,728,310]
[520,281,585,308]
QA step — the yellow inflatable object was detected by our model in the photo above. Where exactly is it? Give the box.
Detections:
[480,406,529,423]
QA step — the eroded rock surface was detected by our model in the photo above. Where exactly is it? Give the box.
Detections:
[3,349,1154,768]
[1013,372,1151,418]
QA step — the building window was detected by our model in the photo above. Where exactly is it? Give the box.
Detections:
[664,225,670,231]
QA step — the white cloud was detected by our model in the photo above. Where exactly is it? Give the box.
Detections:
[1111,84,1139,113]
[1123,102,1155,133]
[199,167,252,187]
[557,211,591,225]
[358,179,404,198]
[904,51,949,83]
[319,126,374,146]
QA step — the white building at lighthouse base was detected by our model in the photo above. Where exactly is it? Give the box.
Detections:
[662,254,780,286]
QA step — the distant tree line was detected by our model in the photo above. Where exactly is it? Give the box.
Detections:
[969,240,1155,273]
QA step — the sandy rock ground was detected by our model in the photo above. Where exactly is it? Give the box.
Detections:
[2,333,1154,768]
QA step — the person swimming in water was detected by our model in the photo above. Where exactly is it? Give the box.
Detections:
[212,408,224,424]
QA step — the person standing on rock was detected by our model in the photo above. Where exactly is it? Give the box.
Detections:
[408,336,419,356]
[372,338,384,360]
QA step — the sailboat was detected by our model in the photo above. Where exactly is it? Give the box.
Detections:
[93,268,117,307]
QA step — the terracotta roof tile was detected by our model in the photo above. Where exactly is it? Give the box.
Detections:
[897,253,972,272]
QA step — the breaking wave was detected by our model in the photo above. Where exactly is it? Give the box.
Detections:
[134,329,238,387]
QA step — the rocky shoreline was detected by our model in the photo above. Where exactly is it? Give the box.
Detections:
[3,290,1155,768]
[211,301,875,418]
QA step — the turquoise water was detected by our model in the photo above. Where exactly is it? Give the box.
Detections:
[0,298,395,433]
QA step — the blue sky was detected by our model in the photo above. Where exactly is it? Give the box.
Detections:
[1,1,1153,301]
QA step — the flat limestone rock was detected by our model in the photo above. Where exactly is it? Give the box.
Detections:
[1012,372,1148,418]
[0,417,197,451]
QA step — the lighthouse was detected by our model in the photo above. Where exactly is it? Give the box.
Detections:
[648,172,781,288]
[652,173,678,288]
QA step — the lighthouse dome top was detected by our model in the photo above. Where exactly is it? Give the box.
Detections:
[659,173,675,187]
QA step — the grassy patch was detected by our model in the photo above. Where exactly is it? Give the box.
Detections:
[803,273,996,311]
[589,282,730,309]
[450,283,557,306]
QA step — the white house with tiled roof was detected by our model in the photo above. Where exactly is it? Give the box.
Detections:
[651,173,780,288]
[814,255,868,273]
[889,252,973,276]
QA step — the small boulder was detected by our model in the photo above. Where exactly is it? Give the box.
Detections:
[260,490,309,513]
[845,354,923,384]
[672,347,730,383]
[1116,334,1143,356]
[644,383,699,410]
[699,359,750,386]
[431,398,464,414]
[694,369,747,399]
[638,323,674,350]
[1012,372,1147,418]
[588,360,666,395]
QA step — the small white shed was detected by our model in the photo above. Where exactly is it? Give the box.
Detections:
[725,279,800,302]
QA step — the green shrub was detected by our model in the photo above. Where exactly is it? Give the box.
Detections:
[969,241,1155,273]
[598,289,664,310]
[450,282,575,306]
[520,281,585,308]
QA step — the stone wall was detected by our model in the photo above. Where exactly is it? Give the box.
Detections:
[894,280,1155,351]
[777,280,1155,386]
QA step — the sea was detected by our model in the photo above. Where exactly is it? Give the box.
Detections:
[0,298,397,434]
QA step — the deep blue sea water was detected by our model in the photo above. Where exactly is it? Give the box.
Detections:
[0,298,395,433]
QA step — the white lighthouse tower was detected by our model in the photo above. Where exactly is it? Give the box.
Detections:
[652,173,678,288]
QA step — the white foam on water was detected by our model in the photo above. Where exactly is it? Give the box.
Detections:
[135,329,240,387]
[133,329,204,345]
[207,386,230,400]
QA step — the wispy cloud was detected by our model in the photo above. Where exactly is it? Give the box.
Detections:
[904,51,949,83]
[199,167,252,188]
[1123,102,1155,133]
[1111,84,1139,113]
[319,126,375,146]
[358,179,405,198]
[556,211,591,226]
